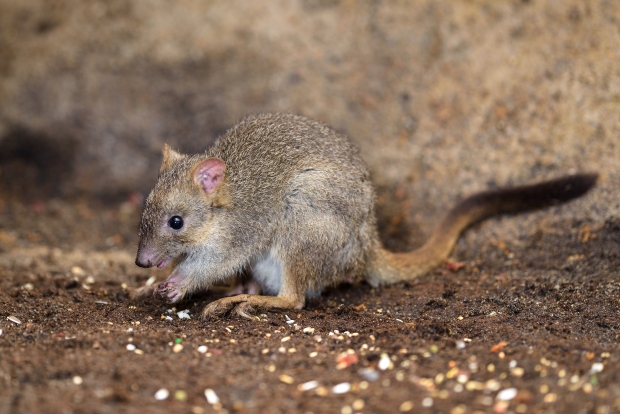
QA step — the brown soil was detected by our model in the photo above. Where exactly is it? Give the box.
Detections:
[1,196,618,414]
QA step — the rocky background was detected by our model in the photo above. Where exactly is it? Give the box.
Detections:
[0,0,618,247]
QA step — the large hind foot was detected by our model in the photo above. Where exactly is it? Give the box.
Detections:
[201,294,304,320]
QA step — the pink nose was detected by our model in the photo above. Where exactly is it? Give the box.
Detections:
[135,248,156,268]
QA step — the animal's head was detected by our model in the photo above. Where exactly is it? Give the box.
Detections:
[135,144,229,268]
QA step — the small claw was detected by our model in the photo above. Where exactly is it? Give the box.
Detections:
[154,281,184,303]
[234,302,257,319]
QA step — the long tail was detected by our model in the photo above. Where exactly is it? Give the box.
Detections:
[365,172,598,286]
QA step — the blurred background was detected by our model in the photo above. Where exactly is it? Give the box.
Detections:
[0,0,618,249]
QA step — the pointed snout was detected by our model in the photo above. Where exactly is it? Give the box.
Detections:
[135,247,156,268]
[135,256,153,268]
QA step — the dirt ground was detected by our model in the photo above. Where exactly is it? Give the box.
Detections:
[1,192,619,414]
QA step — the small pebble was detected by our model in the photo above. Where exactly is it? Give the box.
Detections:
[422,397,433,408]
[198,345,208,353]
[126,344,137,351]
[303,327,315,334]
[154,388,169,400]
[332,382,351,394]
[172,344,183,353]
[177,310,191,319]
[72,376,83,385]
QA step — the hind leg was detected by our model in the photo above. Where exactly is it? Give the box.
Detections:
[201,262,306,319]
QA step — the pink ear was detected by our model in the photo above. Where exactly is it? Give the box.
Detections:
[193,158,226,195]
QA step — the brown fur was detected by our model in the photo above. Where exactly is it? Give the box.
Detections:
[134,113,597,319]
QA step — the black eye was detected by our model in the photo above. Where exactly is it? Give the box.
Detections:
[168,216,184,230]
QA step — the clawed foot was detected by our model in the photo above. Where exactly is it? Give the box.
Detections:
[154,280,184,303]
[201,294,303,320]
[202,295,257,320]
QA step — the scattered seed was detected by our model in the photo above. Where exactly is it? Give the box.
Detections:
[197,345,208,354]
[72,376,83,385]
[145,276,157,286]
[336,351,359,369]
[399,401,414,412]
[126,344,136,351]
[493,401,509,413]
[172,344,183,353]
[154,388,169,400]
[134,349,144,355]
[71,266,85,275]
[204,388,220,404]
[177,310,191,319]
[352,399,365,410]
[309,352,318,358]
[174,390,187,401]
[497,388,517,401]
[422,397,433,408]
[8,316,21,324]
[303,327,315,334]
[378,354,391,370]
[281,336,291,342]
[544,393,557,403]
[359,367,380,382]
[315,386,328,396]
[298,381,318,391]
[279,374,294,384]
[95,301,108,305]
[165,316,173,321]
[332,382,351,394]
[591,362,604,374]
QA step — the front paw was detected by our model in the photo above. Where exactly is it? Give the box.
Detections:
[154,280,184,303]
